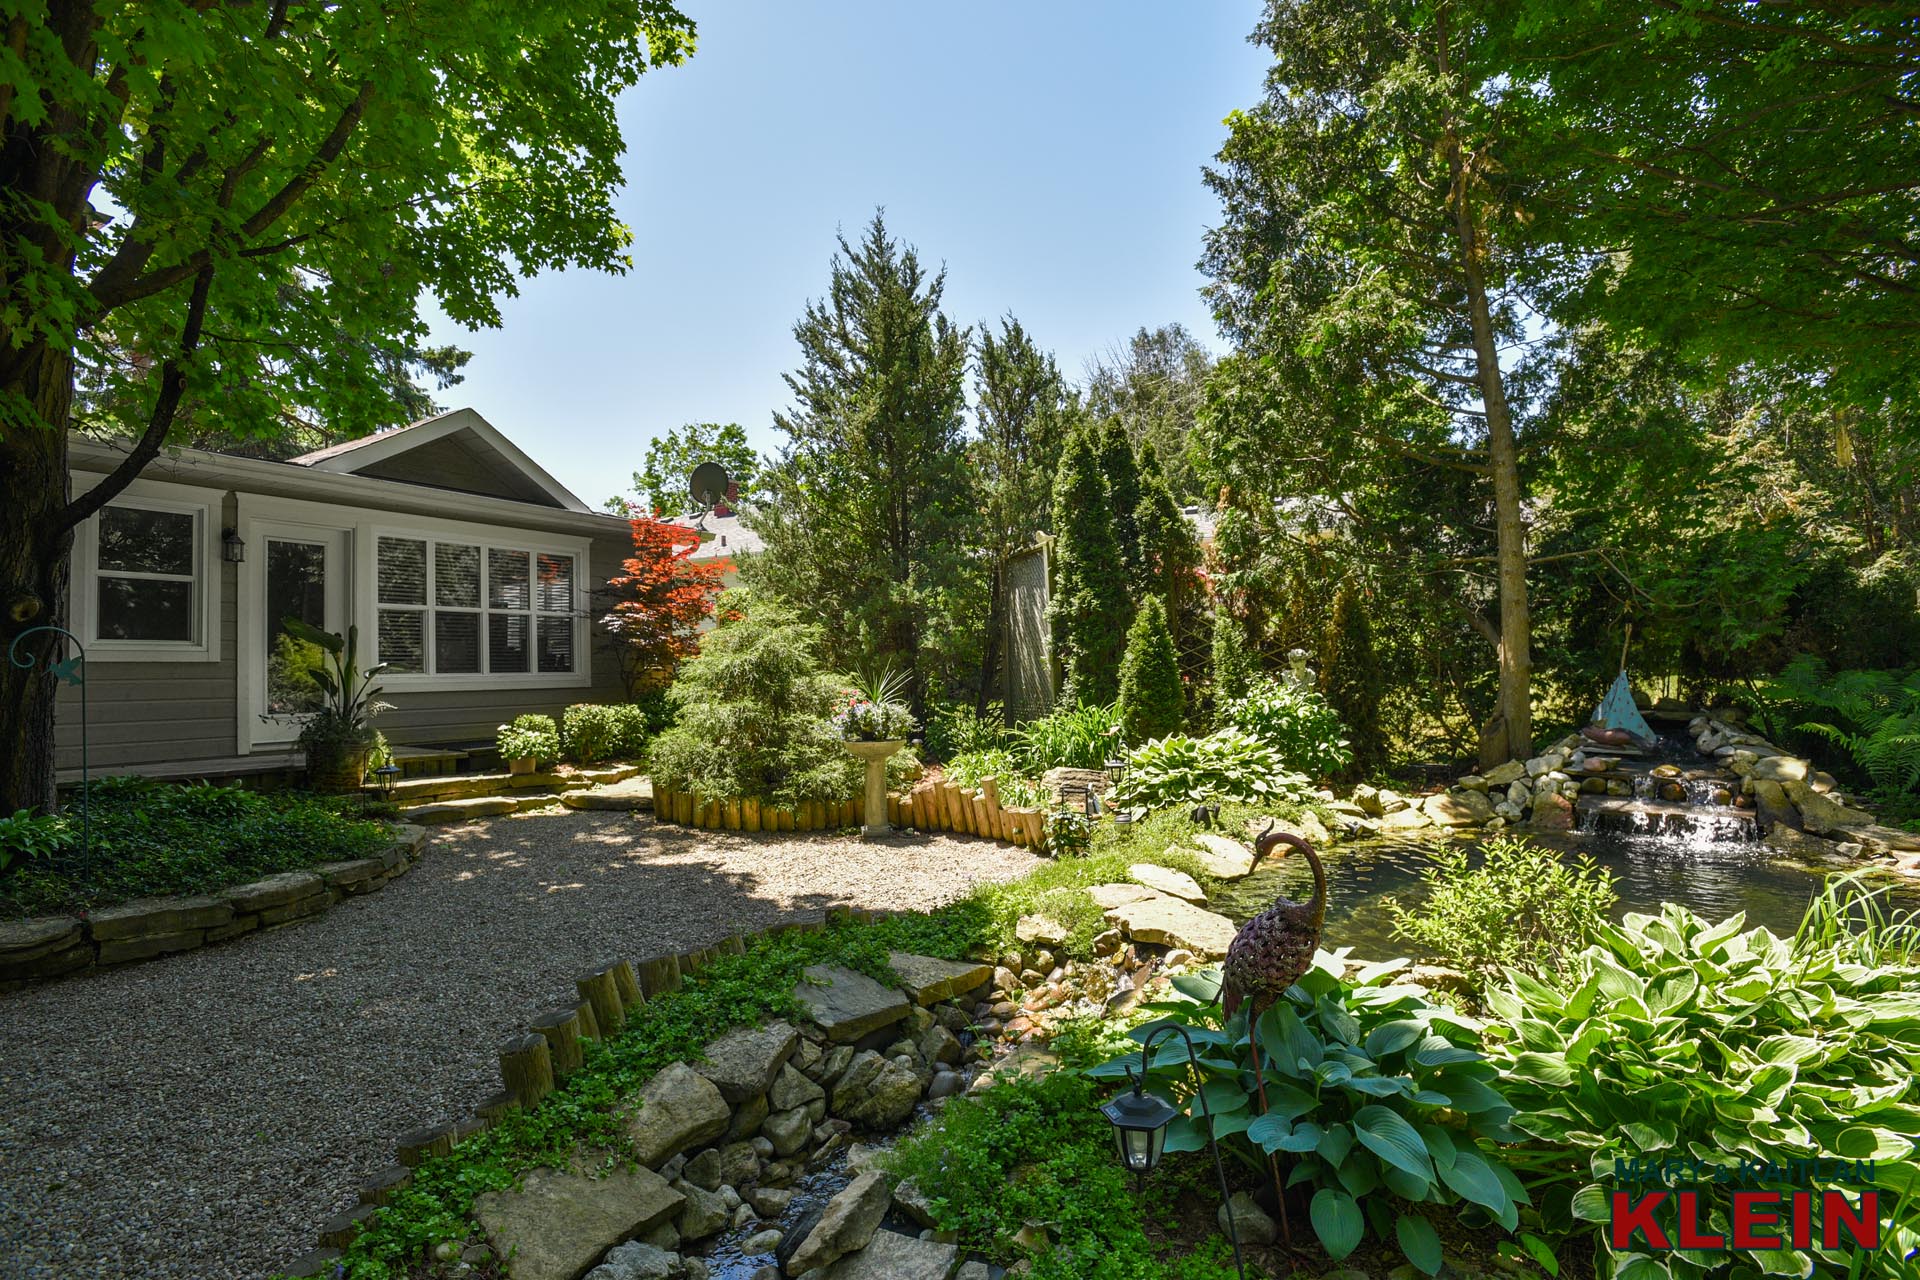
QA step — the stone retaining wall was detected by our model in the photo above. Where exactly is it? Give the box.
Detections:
[286,908,998,1279]
[0,824,428,991]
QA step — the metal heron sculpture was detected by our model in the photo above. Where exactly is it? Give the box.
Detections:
[1219,820,1328,1241]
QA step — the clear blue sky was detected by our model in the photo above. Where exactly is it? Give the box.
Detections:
[421,2,1270,509]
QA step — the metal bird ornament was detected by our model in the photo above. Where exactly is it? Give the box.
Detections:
[1221,822,1328,1024]
[1218,821,1328,1244]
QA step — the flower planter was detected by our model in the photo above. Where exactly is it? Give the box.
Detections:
[507,757,538,776]
[844,739,904,839]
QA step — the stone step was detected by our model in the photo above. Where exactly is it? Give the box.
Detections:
[400,794,566,824]
[558,776,654,810]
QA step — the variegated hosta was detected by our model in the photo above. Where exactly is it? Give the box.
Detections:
[1486,899,1920,1280]
[1087,950,1534,1276]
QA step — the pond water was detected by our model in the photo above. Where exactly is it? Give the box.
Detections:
[1210,828,1920,961]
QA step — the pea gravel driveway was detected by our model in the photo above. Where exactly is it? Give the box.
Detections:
[0,809,1038,1280]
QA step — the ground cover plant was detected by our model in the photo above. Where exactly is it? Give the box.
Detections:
[0,777,392,917]
[1486,879,1920,1280]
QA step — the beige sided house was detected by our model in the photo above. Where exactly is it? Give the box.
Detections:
[57,408,634,783]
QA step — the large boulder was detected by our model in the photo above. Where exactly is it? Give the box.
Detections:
[473,1164,683,1280]
[1784,780,1874,835]
[625,1063,730,1168]
[828,1050,923,1129]
[697,1021,797,1104]
[820,1229,960,1280]
[794,966,910,1044]
[1525,792,1575,832]
[784,1169,890,1275]
[1751,779,1799,833]
[1423,789,1492,828]
[769,1062,826,1112]
[1102,897,1237,958]
[887,952,992,1006]
[1127,864,1207,903]
[1483,760,1527,787]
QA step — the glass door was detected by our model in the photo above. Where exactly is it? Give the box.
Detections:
[257,527,350,743]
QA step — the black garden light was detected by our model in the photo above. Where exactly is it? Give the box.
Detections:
[373,764,402,804]
[1098,1022,1249,1279]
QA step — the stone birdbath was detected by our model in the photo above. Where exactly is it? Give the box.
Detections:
[844,739,903,840]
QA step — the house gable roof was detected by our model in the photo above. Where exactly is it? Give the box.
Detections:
[289,407,589,513]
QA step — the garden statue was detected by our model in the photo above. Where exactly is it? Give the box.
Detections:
[1220,821,1328,1241]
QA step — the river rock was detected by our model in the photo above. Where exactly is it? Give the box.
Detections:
[1751,779,1798,832]
[1483,760,1527,787]
[1784,780,1873,835]
[1454,774,1489,793]
[887,952,992,1006]
[697,1021,798,1104]
[1103,896,1237,958]
[769,1063,825,1111]
[626,1063,730,1167]
[794,966,910,1043]
[1350,784,1385,816]
[1375,788,1411,814]
[784,1169,890,1275]
[1219,1190,1277,1246]
[1015,914,1068,946]
[1188,834,1256,878]
[828,1051,923,1129]
[674,1180,731,1241]
[1128,864,1207,903]
[473,1164,682,1280]
[1424,789,1493,828]
[762,1107,812,1158]
[820,1229,957,1280]
[589,1240,681,1280]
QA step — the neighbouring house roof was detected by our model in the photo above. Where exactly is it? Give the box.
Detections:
[665,509,763,561]
[288,406,590,512]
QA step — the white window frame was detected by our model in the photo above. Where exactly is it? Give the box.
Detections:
[71,479,223,663]
[367,519,590,693]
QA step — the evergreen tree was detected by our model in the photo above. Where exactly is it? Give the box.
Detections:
[973,316,1082,713]
[746,213,977,709]
[1049,426,1131,707]
[1085,324,1214,502]
[1134,445,1201,616]
[1212,604,1257,708]
[1321,585,1387,776]
[1097,419,1144,586]
[1117,596,1185,742]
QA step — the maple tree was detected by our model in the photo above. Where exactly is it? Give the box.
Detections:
[600,518,731,698]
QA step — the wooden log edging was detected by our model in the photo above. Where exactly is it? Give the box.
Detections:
[649,779,1050,851]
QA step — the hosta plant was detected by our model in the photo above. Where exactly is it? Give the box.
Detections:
[1087,951,1529,1274]
[1487,884,1920,1280]
[1217,675,1353,778]
[1109,729,1313,814]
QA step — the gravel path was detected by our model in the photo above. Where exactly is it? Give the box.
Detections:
[0,810,1039,1280]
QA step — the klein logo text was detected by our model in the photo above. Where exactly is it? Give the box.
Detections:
[1610,1190,1880,1252]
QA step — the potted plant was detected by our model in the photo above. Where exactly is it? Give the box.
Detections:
[835,666,916,837]
[284,619,391,794]
[497,714,561,775]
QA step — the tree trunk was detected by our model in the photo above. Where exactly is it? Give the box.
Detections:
[0,351,77,816]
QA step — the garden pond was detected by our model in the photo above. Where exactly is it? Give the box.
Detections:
[1212,824,1920,958]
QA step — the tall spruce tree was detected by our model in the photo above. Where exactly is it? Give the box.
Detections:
[746,213,977,708]
[1048,426,1131,707]
[1212,603,1257,708]
[973,316,1081,713]
[1117,595,1185,741]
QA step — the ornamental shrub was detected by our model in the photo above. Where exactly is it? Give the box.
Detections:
[645,594,860,807]
[1217,675,1352,779]
[561,703,654,764]
[1116,595,1184,741]
[1211,605,1257,705]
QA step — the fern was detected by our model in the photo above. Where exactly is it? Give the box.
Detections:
[1756,657,1920,796]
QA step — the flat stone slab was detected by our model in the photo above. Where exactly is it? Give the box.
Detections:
[625,1062,730,1167]
[0,916,83,960]
[473,1162,683,1280]
[822,1228,959,1280]
[888,952,992,1006]
[560,777,654,811]
[1377,807,1432,831]
[222,871,326,913]
[1086,882,1161,911]
[794,965,910,1043]
[1187,834,1254,878]
[1104,897,1238,959]
[696,1020,797,1104]
[401,796,518,823]
[1423,790,1492,828]
[314,858,387,893]
[88,894,233,941]
[1128,863,1206,903]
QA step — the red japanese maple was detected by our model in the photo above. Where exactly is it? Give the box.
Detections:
[601,517,731,696]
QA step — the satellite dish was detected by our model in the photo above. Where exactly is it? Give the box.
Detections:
[688,461,731,511]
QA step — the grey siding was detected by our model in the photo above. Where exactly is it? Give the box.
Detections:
[55,492,240,772]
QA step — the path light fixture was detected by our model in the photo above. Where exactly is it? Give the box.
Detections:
[373,764,401,805]
[1098,1021,1248,1280]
